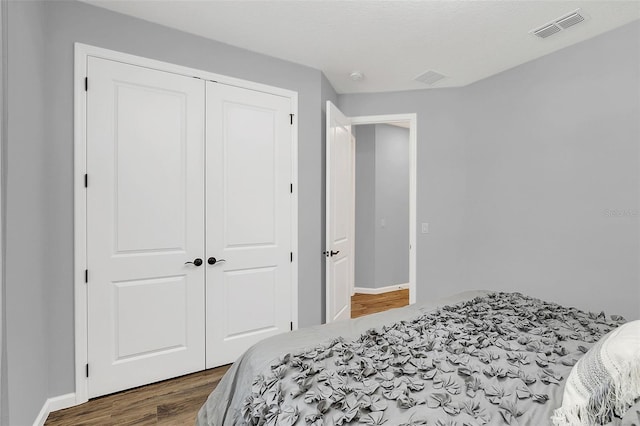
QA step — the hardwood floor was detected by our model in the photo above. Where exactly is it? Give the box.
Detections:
[46,290,407,425]
[351,289,410,318]
[45,365,231,425]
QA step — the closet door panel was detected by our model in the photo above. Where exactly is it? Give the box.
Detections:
[223,104,277,246]
[206,82,292,368]
[86,57,206,398]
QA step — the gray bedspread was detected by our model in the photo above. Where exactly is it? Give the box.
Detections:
[197,291,628,426]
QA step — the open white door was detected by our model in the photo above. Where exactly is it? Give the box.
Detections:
[325,101,355,323]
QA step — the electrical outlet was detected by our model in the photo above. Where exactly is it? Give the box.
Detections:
[421,223,429,234]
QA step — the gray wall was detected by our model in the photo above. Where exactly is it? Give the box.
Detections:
[340,20,640,321]
[6,0,333,418]
[6,1,49,424]
[354,124,410,289]
[5,1,639,423]
[0,0,7,422]
[374,124,410,288]
[461,20,639,321]
[354,125,376,287]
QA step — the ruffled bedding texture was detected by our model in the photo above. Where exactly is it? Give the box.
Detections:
[197,291,637,426]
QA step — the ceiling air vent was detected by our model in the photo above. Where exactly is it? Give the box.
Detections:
[531,9,587,39]
[556,12,585,30]
[533,23,562,39]
[415,70,446,86]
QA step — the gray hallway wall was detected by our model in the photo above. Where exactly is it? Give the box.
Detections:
[354,124,410,289]
[354,125,376,288]
[374,124,410,288]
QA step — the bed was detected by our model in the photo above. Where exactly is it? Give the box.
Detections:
[197,291,637,425]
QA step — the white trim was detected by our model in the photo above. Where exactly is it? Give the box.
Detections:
[33,393,77,426]
[350,130,356,298]
[74,43,299,404]
[73,43,88,406]
[350,113,418,305]
[354,283,410,295]
[290,97,299,331]
[0,0,6,421]
[75,44,297,99]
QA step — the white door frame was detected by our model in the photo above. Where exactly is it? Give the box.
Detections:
[74,43,299,405]
[348,114,417,305]
[0,0,5,416]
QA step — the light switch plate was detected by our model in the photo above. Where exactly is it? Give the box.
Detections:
[421,223,429,234]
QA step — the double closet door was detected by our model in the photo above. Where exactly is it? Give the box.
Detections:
[85,57,293,398]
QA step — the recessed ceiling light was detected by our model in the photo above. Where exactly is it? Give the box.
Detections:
[350,71,364,81]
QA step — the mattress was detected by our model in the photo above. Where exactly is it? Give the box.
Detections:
[197,291,631,425]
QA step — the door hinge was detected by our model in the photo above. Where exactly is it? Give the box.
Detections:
[290,114,294,125]
[84,174,88,188]
[85,364,89,378]
[84,77,88,91]
[85,269,88,283]
[290,252,293,263]
[290,322,293,331]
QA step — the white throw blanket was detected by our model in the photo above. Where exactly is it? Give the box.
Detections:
[552,320,640,425]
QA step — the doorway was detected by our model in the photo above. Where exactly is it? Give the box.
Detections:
[325,102,416,323]
[351,122,411,318]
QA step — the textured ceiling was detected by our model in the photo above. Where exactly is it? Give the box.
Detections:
[81,1,640,94]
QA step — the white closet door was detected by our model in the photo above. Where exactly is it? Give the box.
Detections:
[325,101,354,323]
[206,82,292,368]
[86,57,205,398]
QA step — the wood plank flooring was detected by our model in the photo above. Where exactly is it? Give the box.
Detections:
[45,365,230,425]
[46,290,408,425]
[351,288,410,318]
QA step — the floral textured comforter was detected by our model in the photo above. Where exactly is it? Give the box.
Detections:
[197,291,627,426]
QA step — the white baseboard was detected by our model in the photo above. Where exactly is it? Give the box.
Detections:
[354,283,409,295]
[33,393,77,426]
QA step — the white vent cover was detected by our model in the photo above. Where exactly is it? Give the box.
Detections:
[533,23,562,38]
[531,9,587,39]
[414,70,446,85]
[556,12,585,30]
